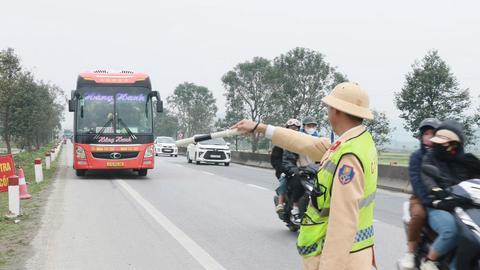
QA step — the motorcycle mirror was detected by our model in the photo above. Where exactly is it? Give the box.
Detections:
[422,165,441,177]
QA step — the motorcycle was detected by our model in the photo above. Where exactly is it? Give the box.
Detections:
[398,165,480,270]
[273,165,317,232]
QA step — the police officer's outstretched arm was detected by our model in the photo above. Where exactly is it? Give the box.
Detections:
[319,154,365,270]
[272,127,330,161]
[231,119,330,161]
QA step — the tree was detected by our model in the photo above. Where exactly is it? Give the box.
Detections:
[10,76,65,150]
[475,95,480,128]
[0,48,64,152]
[395,50,476,142]
[167,82,217,137]
[364,110,394,150]
[271,47,347,131]
[0,48,22,153]
[222,57,277,152]
[153,108,180,138]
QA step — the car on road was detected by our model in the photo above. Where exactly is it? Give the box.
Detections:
[186,137,231,166]
[155,136,178,157]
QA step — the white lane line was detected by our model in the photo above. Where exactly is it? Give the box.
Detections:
[247,184,270,191]
[116,180,227,270]
[203,171,215,176]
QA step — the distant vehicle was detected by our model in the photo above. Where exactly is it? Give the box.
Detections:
[186,137,231,166]
[155,136,178,157]
[63,129,73,140]
[68,70,163,177]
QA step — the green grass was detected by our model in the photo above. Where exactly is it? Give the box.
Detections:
[378,151,410,166]
[0,143,61,267]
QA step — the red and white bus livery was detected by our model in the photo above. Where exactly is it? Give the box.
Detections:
[68,70,163,176]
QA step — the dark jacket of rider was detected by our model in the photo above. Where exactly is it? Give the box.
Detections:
[270,146,285,179]
[409,147,432,206]
[282,149,300,176]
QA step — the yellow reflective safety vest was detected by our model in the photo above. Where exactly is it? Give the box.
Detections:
[297,130,378,257]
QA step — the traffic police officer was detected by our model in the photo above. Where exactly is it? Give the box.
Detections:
[233,82,378,270]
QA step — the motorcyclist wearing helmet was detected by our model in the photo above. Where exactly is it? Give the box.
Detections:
[420,120,480,270]
[400,118,440,270]
[301,116,321,137]
[272,118,301,215]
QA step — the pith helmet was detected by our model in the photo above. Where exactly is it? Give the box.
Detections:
[322,82,373,120]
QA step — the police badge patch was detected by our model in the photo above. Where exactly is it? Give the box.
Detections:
[338,165,355,184]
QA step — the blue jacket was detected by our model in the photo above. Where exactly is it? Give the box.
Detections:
[409,147,432,206]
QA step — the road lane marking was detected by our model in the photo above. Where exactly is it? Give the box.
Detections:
[247,184,270,191]
[203,171,215,176]
[116,180,227,270]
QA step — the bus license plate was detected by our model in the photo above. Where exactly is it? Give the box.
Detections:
[107,162,124,167]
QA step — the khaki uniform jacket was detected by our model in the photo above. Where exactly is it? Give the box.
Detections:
[270,125,375,270]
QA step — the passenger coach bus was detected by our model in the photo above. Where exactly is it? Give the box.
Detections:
[68,70,163,176]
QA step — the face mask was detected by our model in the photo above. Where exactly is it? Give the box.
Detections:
[305,128,317,135]
[433,144,458,161]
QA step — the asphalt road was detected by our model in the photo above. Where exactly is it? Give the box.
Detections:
[26,141,408,270]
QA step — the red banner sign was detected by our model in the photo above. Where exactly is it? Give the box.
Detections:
[0,154,15,192]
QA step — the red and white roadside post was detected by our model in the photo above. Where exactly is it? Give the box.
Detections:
[34,158,43,183]
[8,175,20,217]
[51,149,56,162]
[45,152,51,170]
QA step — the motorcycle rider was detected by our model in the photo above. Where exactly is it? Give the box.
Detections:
[283,116,321,225]
[272,118,302,215]
[301,116,321,137]
[420,119,480,270]
[400,118,441,270]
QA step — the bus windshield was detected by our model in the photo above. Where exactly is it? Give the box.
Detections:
[76,87,152,135]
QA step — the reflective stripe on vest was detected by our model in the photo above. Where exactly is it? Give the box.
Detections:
[296,130,378,257]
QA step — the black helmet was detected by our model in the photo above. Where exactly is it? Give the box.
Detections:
[419,118,440,132]
[302,116,317,126]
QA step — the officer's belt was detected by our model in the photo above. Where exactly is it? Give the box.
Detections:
[317,192,376,217]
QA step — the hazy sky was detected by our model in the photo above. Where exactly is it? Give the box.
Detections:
[1,0,479,141]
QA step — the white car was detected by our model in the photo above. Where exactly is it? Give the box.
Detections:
[186,137,231,166]
[155,136,178,157]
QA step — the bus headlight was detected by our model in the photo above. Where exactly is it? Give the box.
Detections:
[76,146,86,159]
[144,146,154,158]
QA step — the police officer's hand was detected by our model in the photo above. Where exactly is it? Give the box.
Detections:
[231,119,267,135]
[432,197,457,211]
[430,187,448,200]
